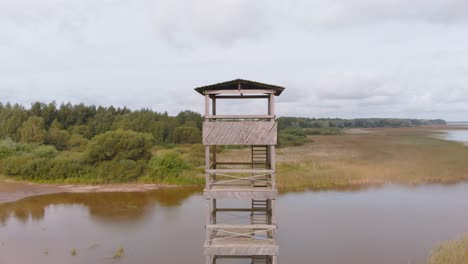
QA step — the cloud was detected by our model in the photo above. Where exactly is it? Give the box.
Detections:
[0,0,467,121]
[150,0,271,46]
[281,0,468,29]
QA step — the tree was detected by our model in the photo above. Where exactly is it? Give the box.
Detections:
[19,116,46,144]
[45,128,71,150]
[172,126,201,144]
[84,129,154,163]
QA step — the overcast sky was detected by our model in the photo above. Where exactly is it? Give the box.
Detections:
[1,0,467,120]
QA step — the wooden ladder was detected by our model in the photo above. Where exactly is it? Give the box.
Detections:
[251,145,269,187]
[251,256,272,264]
[251,199,269,225]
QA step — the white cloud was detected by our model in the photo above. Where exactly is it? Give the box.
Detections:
[0,0,467,120]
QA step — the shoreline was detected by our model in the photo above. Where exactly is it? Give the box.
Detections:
[0,181,178,204]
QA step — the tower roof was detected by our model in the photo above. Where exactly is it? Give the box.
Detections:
[194,79,285,96]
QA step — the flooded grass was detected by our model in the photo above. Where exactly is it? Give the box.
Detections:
[113,246,125,259]
[429,235,468,264]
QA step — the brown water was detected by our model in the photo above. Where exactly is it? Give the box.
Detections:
[1,183,468,264]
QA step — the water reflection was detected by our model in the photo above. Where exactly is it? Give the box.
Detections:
[0,187,201,224]
[1,184,467,264]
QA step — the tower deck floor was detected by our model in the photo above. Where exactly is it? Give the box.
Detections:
[204,186,278,199]
[204,228,278,256]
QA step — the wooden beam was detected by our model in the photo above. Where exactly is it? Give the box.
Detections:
[206,169,274,174]
[206,224,276,230]
[213,95,269,99]
[205,89,275,95]
[205,115,274,119]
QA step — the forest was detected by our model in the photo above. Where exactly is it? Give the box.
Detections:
[0,102,447,184]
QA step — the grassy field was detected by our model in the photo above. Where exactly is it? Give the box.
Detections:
[220,126,468,191]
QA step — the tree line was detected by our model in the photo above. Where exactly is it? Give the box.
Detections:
[0,101,447,184]
[0,102,202,149]
[277,117,446,130]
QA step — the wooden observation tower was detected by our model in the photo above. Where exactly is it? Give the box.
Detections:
[195,79,285,264]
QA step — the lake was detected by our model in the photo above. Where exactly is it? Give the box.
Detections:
[1,183,468,264]
[438,129,468,144]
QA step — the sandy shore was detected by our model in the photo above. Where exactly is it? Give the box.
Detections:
[0,181,176,204]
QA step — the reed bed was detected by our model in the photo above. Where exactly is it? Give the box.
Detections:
[220,127,468,191]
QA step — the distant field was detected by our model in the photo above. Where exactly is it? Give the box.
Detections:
[277,126,468,191]
[222,126,468,191]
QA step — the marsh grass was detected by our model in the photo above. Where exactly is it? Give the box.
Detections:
[219,127,468,191]
[276,127,468,191]
[113,245,125,259]
[429,235,468,264]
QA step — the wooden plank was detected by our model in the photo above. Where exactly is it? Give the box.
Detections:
[204,188,278,200]
[206,169,273,174]
[216,208,265,212]
[203,121,277,145]
[206,224,276,229]
[204,244,278,256]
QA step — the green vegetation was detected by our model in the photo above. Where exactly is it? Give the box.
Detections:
[70,248,77,256]
[0,102,204,184]
[279,127,342,147]
[0,101,457,187]
[429,235,468,264]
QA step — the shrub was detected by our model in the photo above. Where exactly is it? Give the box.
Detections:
[45,128,71,150]
[96,159,146,182]
[172,126,201,144]
[0,139,16,159]
[19,116,46,144]
[279,128,309,147]
[84,130,154,163]
[0,155,35,176]
[303,127,342,135]
[146,152,191,180]
[32,145,58,158]
[67,134,89,151]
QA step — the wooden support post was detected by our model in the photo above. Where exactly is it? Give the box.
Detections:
[212,199,217,224]
[271,200,277,226]
[212,96,216,115]
[205,94,210,116]
[205,146,210,188]
[269,93,275,116]
[270,146,276,188]
[205,200,211,243]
